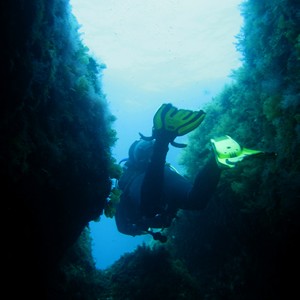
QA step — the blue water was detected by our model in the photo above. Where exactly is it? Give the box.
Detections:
[89,218,151,269]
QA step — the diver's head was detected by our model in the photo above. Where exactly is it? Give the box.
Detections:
[128,139,154,169]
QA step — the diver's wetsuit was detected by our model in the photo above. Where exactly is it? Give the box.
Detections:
[115,139,221,236]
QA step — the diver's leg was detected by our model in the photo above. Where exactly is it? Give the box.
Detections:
[185,154,221,210]
[140,139,169,217]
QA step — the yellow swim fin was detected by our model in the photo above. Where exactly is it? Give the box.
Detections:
[153,103,206,136]
[139,103,206,147]
[211,135,263,168]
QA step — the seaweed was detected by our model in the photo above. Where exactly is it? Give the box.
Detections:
[2,0,116,297]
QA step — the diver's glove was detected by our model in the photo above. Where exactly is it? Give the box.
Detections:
[140,103,206,148]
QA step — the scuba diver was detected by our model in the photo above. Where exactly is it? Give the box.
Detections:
[110,103,263,242]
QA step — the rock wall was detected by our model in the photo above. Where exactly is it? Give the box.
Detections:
[2,0,116,297]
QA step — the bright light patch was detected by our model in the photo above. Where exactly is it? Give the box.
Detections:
[71,0,243,91]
